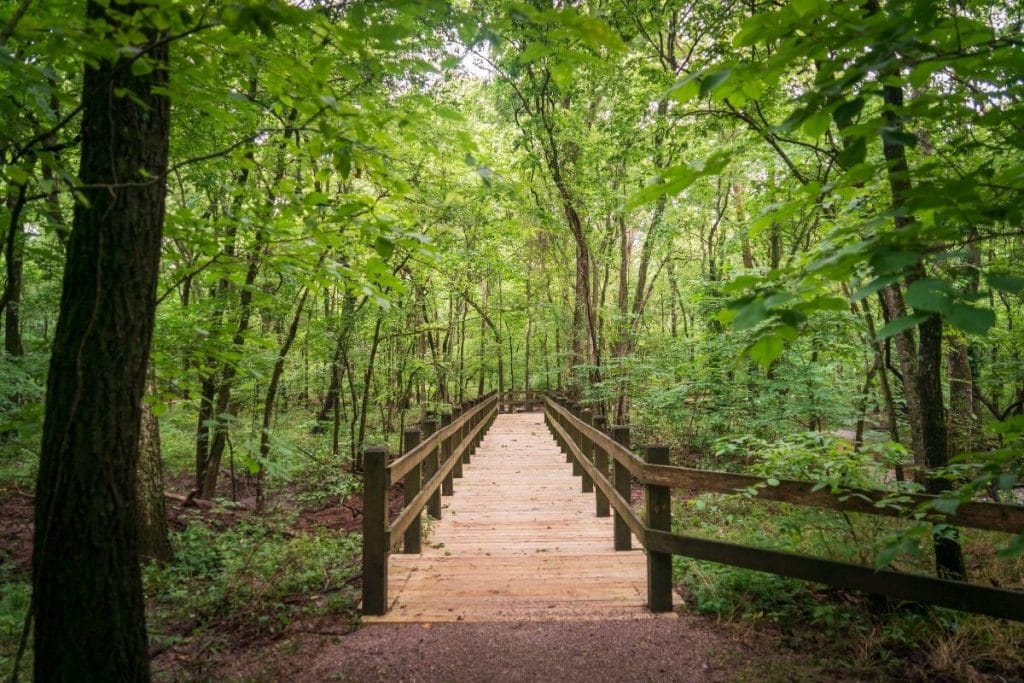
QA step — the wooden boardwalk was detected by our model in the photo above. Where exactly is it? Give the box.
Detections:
[369,412,651,622]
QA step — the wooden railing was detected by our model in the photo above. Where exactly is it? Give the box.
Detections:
[499,390,541,413]
[362,391,499,614]
[543,394,1024,622]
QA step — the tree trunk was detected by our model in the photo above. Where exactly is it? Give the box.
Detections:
[879,80,965,579]
[3,182,27,356]
[138,379,172,564]
[255,287,310,511]
[33,3,169,677]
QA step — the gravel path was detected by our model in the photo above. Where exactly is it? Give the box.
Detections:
[303,616,779,682]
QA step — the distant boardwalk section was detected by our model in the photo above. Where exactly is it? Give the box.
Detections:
[367,413,651,622]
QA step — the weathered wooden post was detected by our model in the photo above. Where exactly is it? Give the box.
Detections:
[362,446,389,614]
[645,444,672,612]
[402,429,422,554]
[423,416,441,519]
[593,414,609,517]
[570,404,583,474]
[452,405,464,478]
[466,403,478,462]
[612,426,632,551]
[580,409,594,494]
[441,411,454,496]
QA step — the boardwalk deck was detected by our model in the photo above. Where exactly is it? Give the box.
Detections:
[367,412,654,622]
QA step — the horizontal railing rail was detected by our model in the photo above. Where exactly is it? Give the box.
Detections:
[362,391,499,615]
[543,394,1024,622]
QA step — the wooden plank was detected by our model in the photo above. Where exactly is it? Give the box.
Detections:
[644,529,1024,623]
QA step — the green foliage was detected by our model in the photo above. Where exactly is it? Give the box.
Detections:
[0,569,31,677]
[144,517,361,639]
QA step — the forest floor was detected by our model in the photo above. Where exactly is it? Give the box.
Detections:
[2,473,1020,681]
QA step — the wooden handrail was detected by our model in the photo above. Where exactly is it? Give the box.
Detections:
[544,396,645,477]
[643,463,1024,534]
[362,392,499,615]
[389,394,495,482]
[547,411,645,541]
[389,403,498,540]
[545,394,1024,534]
[543,394,1024,623]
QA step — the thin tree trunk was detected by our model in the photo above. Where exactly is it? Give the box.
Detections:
[3,182,27,356]
[138,378,172,563]
[255,286,311,511]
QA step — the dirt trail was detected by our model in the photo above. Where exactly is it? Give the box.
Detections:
[302,616,813,682]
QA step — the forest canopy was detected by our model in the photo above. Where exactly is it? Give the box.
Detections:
[1,0,1023,679]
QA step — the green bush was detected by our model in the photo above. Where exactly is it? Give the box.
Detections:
[144,517,361,637]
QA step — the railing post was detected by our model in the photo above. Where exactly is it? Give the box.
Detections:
[361,446,389,614]
[401,428,422,554]
[468,402,479,462]
[423,416,441,519]
[593,414,609,517]
[612,426,632,551]
[441,411,454,496]
[645,444,673,612]
[570,404,582,474]
[580,409,594,494]
[452,405,464,478]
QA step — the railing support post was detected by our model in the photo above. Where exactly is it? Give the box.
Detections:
[593,414,609,517]
[645,444,673,612]
[570,404,582,473]
[361,446,389,614]
[612,426,632,551]
[402,429,422,554]
[452,405,464,478]
[580,409,594,494]
[423,416,441,519]
[441,411,454,496]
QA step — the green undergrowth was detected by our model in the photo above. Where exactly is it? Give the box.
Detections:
[0,565,31,679]
[670,430,1024,679]
[673,495,1024,679]
[144,514,361,660]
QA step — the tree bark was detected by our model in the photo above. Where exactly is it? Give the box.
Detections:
[138,379,173,564]
[33,3,170,677]
[3,182,27,356]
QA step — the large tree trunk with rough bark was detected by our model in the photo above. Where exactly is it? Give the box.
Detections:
[32,2,170,678]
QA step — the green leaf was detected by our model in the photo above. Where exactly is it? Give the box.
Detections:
[851,274,900,302]
[435,105,465,122]
[837,137,866,169]
[802,111,830,138]
[945,302,995,336]
[929,497,960,515]
[791,0,819,17]
[987,271,1024,294]
[833,97,865,129]
[375,236,395,259]
[881,127,918,148]
[732,299,768,330]
[904,278,953,314]
[699,69,732,98]
[875,313,929,341]
[130,58,153,76]
[747,334,784,368]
